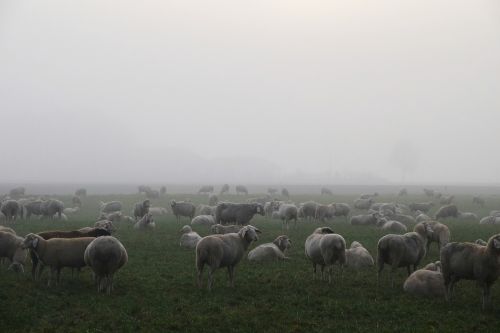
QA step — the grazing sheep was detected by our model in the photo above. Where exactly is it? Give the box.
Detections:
[171,200,196,222]
[350,213,378,226]
[414,221,450,253]
[475,239,487,246]
[403,261,445,298]
[409,202,434,213]
[180,225,202,249]
[219,184,230,195]
[278,203,298,230]
[63,207,80,215]
[423,188,435,197]
[398,188,408,196]
[148,207,168,216]
[332,203,350,221]
[321,187,333,195]
[196,225,261,290]
[299,201,319,220]
[379,219,408,233]
[354,198,373,210]
[99,201,123,213]
[248,235,291,261]
[473,196,485,207]
[305,227,346,283]
[345,241,374,269]
[281,188,290,198]
[198,185,214,194]
[22,234,95,286]
[235,185,248,195]
[479,216,500,225]
[133,213,155,230]
[94,220,116,233]
[440,195,455,205]
[75,188,87,197]
[0,200,20,221]
[0,231,27,272]
[457,212,478,221]
[211,224,242,234]
[38,228,111,240]
[435,204,458,220]
[315,204,335,222]
[215,202,264,226]
[191,214,216,226]
[208,194,218,206]
[133,199,151,220]
[40,199,64,219]
[441,234,500,309]
[415,211,432,222]
[377,222,433,286]
[23,200,44,219]
[84,236,128,294]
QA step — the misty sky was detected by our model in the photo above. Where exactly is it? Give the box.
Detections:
[1,1,499,185]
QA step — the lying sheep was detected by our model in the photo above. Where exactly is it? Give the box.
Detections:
[441,234,500,309]
[171,200,196,222]
[133,199,151,220]
[196,225,261,290]
[377,222,433,286]
[133,213,155,230]
[345,241,374,269]
[278,203,298,230]
[435,204,458,220]
[0,226,16,234]
[191,215,215,226]
[94,220,116,233]
[198,204,215,216]
[354,198,373,210]
[414,221,450,253]
[23,234,95,286]
[211,224,242,234]
[350,213,378,226]
[248,235,291,261]
[179,225,202,249]
[440,195,455,205]
[0,231,27,272]
[305,227,346,283]
[360,193,378,199]
[423,188,435,197]
[390,214,416,225]
[63,207,80,215]
[100,201,123,213]
[215,202,264,225]
[480,216,500,225]
[84,236,128,294]
[403,261,445,298]
[415,211,432,222]
[457,212,478,221]
[148,207,168,216]
[409,202,434,213]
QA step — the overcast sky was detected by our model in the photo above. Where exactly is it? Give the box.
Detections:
[1,1,499,185]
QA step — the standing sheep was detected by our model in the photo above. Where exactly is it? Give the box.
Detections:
[332,203,350,221]
[196,225,261,290]
[215,203,264,226]
[305,227,346,283]
[0,231,27,272]
[354,198,373,210]
[315,204,335,222]
[235,185,248,195]
[211,224,242,234]
[248,235,291,261]
[345,241,374,269]
[434,204,459,220]
[84,236,128,294]
[0,200,20,221]
[299,201,319,221]
[219,184,230,195]
[441,234,500,309]
[321,187,333,195]
[208,194,218,206]
[171,200,196,222]
[99,201,123,213]
[281,188,290,198]
[133,199,151,220]
[198,185,214,194]
[278,203,298,230]
[75,188,87,197]
[472,196,485,207]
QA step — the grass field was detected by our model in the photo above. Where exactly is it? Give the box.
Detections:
[1,192,500,332]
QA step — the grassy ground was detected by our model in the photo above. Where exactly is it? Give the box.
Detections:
[1,192,500,332]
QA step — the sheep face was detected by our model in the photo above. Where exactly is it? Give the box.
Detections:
[239,225,261,242]
[180,225,192,233]
[276,236,292,251]
[22,233,40,249]
[489,235,500,252]
[255,204,265,216]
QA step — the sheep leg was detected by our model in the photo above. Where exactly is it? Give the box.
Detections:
[56,268,62,286]
[328,266,333,284]
[207,266,216,291]
[482,283,492,310]
[227,266,235,288]
[312,263,317,280]
[320,265,326,281]
[197,264,204,288]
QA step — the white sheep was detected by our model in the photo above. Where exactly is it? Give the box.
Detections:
[479,216,500,225]
[94,220,116,233]
[211,224,242,234]
[345,241,374,269]
[457,212,478,221]
[248,235,291,261]
[63,207,80,215]
[196,225,261,290]
[84,236,128,294]
[180,225,202,249]
[134,213,155,230]
[414,221,450,252]
[403,261,445,298]
[305,227,346,283]
[191,215,215,226]
[380,220,408,233]
[148,207,168,216]
[0,231,27,272]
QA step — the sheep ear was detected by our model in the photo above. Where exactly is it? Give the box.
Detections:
[33,237,39,248]
[493,238,500,249]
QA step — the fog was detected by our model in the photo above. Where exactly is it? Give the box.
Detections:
[1,1,499,186]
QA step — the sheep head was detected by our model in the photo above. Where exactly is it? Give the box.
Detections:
[487,234,500,254]
[315,227,334,234]
[274,235,292,251]
[239,225,261,242]
[22,233,41,249]
[180,225,192,234]
[255,204,265,216]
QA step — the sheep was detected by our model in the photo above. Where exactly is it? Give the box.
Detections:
[435,204,458,220]
[170,200,196,222]
[379,219,408,233]
[191,215,216,226]
[133,213,155,230]
[354,198,373,210]
[138,185,152,193]
[360,193,378,199]
[398,188,408,196]
[99,211,123,223]
[235,185,248,195]
[0,226,16,234]
[377,222,433,286]
[211,224,242,234]
[196,225,261,290]
[160,186,167,195]
[148,207,168,216]
[75,188,87,197]
[415,211,432,222]
[271,211,281,219]
[391,214,416,225]
[321,187,333,195]
[179,225,202,249]
[314,204,335,222]
[345,241,374,269]
[440,195,455,205]
[198,204,215,216]
[52,212,68,221]
[409,202,434,213]
[479,216,500,225]
[22,234,95,286]
[395,203,411,215]
[475,239,487,246]
[423,188,435,197]
[441,234,500,309]
[219,184,230,195]
[248,235,291,261]
[84,236,128,294]
[299,201,319,220]
[215,202,264,225]
[0,200,20,221]
[94,220,116,233]
[267,188,278,195]
[457,212,478,221]
[144,189,160,199]
[99,201,123,213]
[414,221,450,253]
[403,261,445,298]
[9,187,25,198]
[247,195,271,205]
[23,200,44,219]
[332,203,350,221]
[350,213,378,226]
[72,196,82,207]
[489,210,500,217]
[278,203,298,230]
[473,196,485,207]
[375,203,397,217]
[281,188,290,198]
[208,194,218,206]
[63,207,80,215]
[305,227,346,283]
[40,199,64,219]
[133,199,151,220]
[122,215,135,224]
[0,231,27,272]
[198,185,214,194]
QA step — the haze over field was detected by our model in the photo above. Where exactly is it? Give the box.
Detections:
[1,1,499,185]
